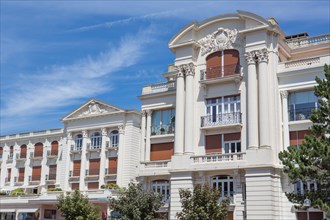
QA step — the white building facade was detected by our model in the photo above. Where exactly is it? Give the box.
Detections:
[1,11,329,220]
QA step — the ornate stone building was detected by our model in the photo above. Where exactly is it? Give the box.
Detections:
[1,10,329,220]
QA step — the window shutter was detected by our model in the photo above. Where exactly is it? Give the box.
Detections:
[150,142,174,161]
[108,158,118,174]
[51,141,58,155]
[205,135,222,153]
[89,159,100,175]
[73,160,81,176]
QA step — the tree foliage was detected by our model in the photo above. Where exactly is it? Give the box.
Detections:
[57,190,100,220]
[109,182,162,220]
[279,64,330,212]
[176,184,229,220]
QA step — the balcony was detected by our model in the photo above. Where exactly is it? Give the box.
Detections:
[16,153,27,161]
[142,81,176,95]
[200,64,242,84]
[85,169,99,180]
[104,168,117,181]
[286,33,330,49]
[29,175,41,185]
[151,124,175,136]
[86,143,101,152]
[105,141,118,151]
[69,171,80,181]
[30,152,43,160]
[191,152,246,171]
[141,160,170,168]
[46,174,56,184]
[14,176,24,186]
[47,150,58,159]
[70,145,82,154]
[289,107,316,121]
[201,112,242,129]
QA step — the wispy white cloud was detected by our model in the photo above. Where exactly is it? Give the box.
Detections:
[1,27,155,119]
[70,10,180,32]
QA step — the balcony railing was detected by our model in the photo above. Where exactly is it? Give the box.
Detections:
[191,152,245,163]
[71,145,82,152]
[105,168,117,175]
[47,173,56,180]
[87,143,102,151]
[31,175,41,182]
[142,160,170,168]
[86,169,100,176]
[151,124,175,136]
[289,107,316,121]
[47,150,58,157]
[286,33,330,49]
[70,170,81,177]
[201,112,241,127]
[200,64,240,80]
[16,153,27,160]
[142,81,176,95]
[31,151,43,158]
[7,153,14,161]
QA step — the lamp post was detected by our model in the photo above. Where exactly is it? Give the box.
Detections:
[303,198,311,220]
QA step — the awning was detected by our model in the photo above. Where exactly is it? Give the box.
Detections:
[17,208,38,213]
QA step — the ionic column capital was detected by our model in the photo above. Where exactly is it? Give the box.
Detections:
[244,51,256,65]
[255,48,269,63]
[280,90,289,99]
[82,130,88,138]
[101,128,107,136]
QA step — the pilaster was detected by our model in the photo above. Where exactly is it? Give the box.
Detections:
[116,125,125,186]
[140,111,146,162]
[145,110,152,161]
[63,133,71,190]
[245,51,259,149]
[79,130,88,190]
[184,63,195,155]
[174,66,185,155]
[99,128,107,187]
[280,91,290,149]
[256,48,270,148]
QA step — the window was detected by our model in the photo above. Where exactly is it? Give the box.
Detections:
[110,130,119,147]
[20,145,27,158]
[151,109,175,135]
[294,180,318,195]
[8,146,13,160]
[212,175,234,200]
[90,132,102,149]
[289,90,318,121]
[202,95,240,127]
[50,141,58,156]
[224,141,241,154]
[34,143,43,157]
[0,147,3,159]
[152,180,170,202]
[1,212,16,220]
[75,134,83,151]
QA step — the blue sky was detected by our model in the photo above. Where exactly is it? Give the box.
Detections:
[1,1,329,135]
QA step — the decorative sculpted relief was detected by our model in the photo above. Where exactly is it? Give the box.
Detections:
[244,48,269,65]
[198,28,244,56]
[78,101,108,117]
[175,62,195,77]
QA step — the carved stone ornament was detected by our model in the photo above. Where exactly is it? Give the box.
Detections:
[244,51,256,65]
[67,132,72,139]
[101,128,107,136]
[175,62,195,77]
[198,28,243,56]
[280,90,288,99]
[255,48,269,63]
[79,101,108,117]
[118,125,125,134]
[82,130,88,138]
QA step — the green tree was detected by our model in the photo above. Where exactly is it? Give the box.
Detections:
[176,184,229,220]
[57,190,100,220]
[109,182,162,220]
[279,64,330,212]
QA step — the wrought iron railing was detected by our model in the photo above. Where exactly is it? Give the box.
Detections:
[289,107,317,121]
[151,124,175,136]
[201,112,241,127]
[200,64,240,80]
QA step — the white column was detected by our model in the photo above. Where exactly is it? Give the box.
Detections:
[63,134,71,191]
[40,140,48,193]
[145,110,152,161]
[140,111,146,162]
[99,128,107,187]
[281,91,290,149]
[184,63,195,154]
[257,48,270,148]
[116,125,125,186]
[79,130,88,191]
[174,66,185,155]
[245,51,259,149]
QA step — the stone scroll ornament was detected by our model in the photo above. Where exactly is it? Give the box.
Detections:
[198,28,243,56]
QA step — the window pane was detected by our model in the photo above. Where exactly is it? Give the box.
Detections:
[152,111,161,126]
[224,143,229,153]
[237,142,241,152]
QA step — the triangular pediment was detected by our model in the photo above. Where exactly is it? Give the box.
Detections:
[61,99,125,121]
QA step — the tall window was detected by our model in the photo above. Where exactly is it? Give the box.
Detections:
[294,180,318,195]
[289,90,318,121]
[90,132,102,149]
[212,175,234,200]
[110,130,119,148]
[75,134,83,150]
[151,109,175,135]
[203,95,240,127]
[152,180,170,202]
[9,146,14,159]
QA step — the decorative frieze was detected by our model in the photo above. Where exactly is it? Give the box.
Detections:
[198,28,244,56]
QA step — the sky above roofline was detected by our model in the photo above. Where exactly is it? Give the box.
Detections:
[1,1,329,135]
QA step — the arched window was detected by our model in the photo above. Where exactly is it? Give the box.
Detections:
[9,146,14,159]
[75,134,83,151]
[20,144,27,158]
[34,143,43,157]
[152,180,170,202]
[91,132,102,149]
[205,49,240,79]
[110,130,119,148]
[51,141,59,156]
[211,175,234,200]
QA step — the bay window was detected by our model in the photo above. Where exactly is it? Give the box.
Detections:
[151,109,175,135]
[289,90,318,121]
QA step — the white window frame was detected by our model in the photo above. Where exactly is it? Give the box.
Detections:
[206,96,240,116]
[152,180,170,202]
[294,180,318,195]
[110,130,119,148]
[223,140,241,154]
[90,132,102,149]
[75,134,83,151]
[211,175,234,200]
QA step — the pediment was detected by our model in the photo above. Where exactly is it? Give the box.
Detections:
[62,99,124,121]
